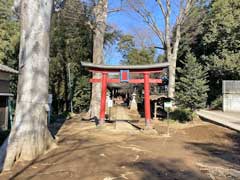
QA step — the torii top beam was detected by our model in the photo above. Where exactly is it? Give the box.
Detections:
[80,61,169,73]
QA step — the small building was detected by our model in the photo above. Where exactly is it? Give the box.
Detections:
[223,80,240,112]
[0,64,18,130]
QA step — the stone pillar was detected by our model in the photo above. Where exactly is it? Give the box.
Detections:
[130,92,138,111]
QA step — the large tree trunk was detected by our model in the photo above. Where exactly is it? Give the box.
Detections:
[89,0,108,118]
[1,0,54,171]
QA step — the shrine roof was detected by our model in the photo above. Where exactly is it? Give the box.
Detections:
[0,64,18,74]
[81,61,169,71]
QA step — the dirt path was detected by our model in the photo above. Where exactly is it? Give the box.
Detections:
[1,117,240,180]
[110,106,132,120]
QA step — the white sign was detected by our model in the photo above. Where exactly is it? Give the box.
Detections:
[108,99,113,107]
[48,94,53,104]
[164,101,172,108]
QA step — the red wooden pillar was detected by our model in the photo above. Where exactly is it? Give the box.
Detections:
[144,72,151,127]
[99,72,108,125]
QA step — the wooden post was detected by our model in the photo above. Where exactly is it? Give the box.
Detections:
[144,73,151,127]
[99,72,108,125]
[154,101,157,120]
[5,97,8,130]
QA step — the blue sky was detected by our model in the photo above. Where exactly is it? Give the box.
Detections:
[104,0,181,65]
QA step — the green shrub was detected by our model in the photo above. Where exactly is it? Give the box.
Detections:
[211,96,222,110]
[170,108,193,122]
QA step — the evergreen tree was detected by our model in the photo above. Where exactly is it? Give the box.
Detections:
[176,53,209,110]
[50,0,93,114]
[201,0,240,103]
[0,0,19,64]
[49,0,120,114]
[0,0,20,94]
[117,35,155,65]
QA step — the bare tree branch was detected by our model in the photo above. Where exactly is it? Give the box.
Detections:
[172,0,194,58]
[127,0,165,45]
[156,0,166,16]
[166,0,171,15]
[179,0,194,24]
[154,46,165,50]
[125,0,195,98]
[108,7,122,14]
[165,0,171,53]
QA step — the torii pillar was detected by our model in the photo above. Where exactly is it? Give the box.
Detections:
[99,72,108,125]
[144,72,151,127]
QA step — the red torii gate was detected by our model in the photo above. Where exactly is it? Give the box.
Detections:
[81,62,169,128]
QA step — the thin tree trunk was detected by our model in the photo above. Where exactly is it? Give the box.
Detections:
[167,0,192,99]
[89,0,108,118]
[56,79,61,114]
[168,57,176,99]
[63,64,69,112]
[1,0,54,171]
[165,0,175,99]
[168,23,181,99]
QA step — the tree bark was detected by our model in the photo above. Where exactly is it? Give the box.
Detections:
[89,0,108,118]
[168,56,177,99]
[168,23,181,99]
[0,0,54,171]
[164,0,175,99]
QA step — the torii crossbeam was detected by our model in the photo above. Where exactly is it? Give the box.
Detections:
[81,61,169,128]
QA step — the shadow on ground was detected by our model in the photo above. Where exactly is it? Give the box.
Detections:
[185,132,240,168]
[48,115,68,137]
[120,159,207,180]
[7,140,124,179]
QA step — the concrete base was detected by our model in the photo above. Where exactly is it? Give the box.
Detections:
[115,121,139,131]
[98,119,105,126]
[141,127,158,135]
[96,123,108,130]
[197,110,240,132]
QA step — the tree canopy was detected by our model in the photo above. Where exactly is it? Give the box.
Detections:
[117,35,155,65]
[0,0,19,65]
[177,0,240,106]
